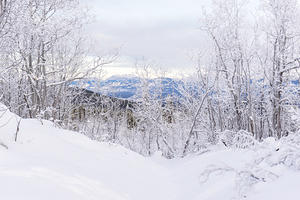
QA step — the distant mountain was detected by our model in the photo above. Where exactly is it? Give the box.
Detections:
[70,76,185,100]
[71,76,300,101]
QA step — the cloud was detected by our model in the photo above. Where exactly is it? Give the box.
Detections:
[81,0,211,76]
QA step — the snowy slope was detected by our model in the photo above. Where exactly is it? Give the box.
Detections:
[0,105,174,200]
[1,104,300,200]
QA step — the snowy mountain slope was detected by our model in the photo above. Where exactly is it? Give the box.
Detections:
[1,104,300,200]
[0,105,175,200]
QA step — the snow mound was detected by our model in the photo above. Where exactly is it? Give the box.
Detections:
[0,104,20,148]
[1,104,300,200]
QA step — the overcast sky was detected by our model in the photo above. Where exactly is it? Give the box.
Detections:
[82,0,210,77]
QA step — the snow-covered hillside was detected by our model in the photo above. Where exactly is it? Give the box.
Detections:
[1,104,300,200]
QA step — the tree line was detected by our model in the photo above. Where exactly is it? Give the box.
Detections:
[1,0,300,157]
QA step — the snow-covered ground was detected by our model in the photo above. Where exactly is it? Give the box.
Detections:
[1,104,300,200]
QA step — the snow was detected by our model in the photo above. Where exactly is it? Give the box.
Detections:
[1,104,300,200]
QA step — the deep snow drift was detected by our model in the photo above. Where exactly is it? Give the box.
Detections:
[1,104,300,200]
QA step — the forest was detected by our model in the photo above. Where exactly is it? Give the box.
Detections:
[1,0,300,159]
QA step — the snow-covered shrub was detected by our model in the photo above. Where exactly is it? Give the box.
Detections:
[262,134,300,170]
[288,107,300,132]
[199,164,278,199]
[233,130,257,149]
[218,130,256,149]
[218,130,236,147]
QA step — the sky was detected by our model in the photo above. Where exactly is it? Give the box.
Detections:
[82,0,210,78]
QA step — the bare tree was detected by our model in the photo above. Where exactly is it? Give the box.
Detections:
[260,0,300,138]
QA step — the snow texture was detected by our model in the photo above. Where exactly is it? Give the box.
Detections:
[1,104,300,200]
